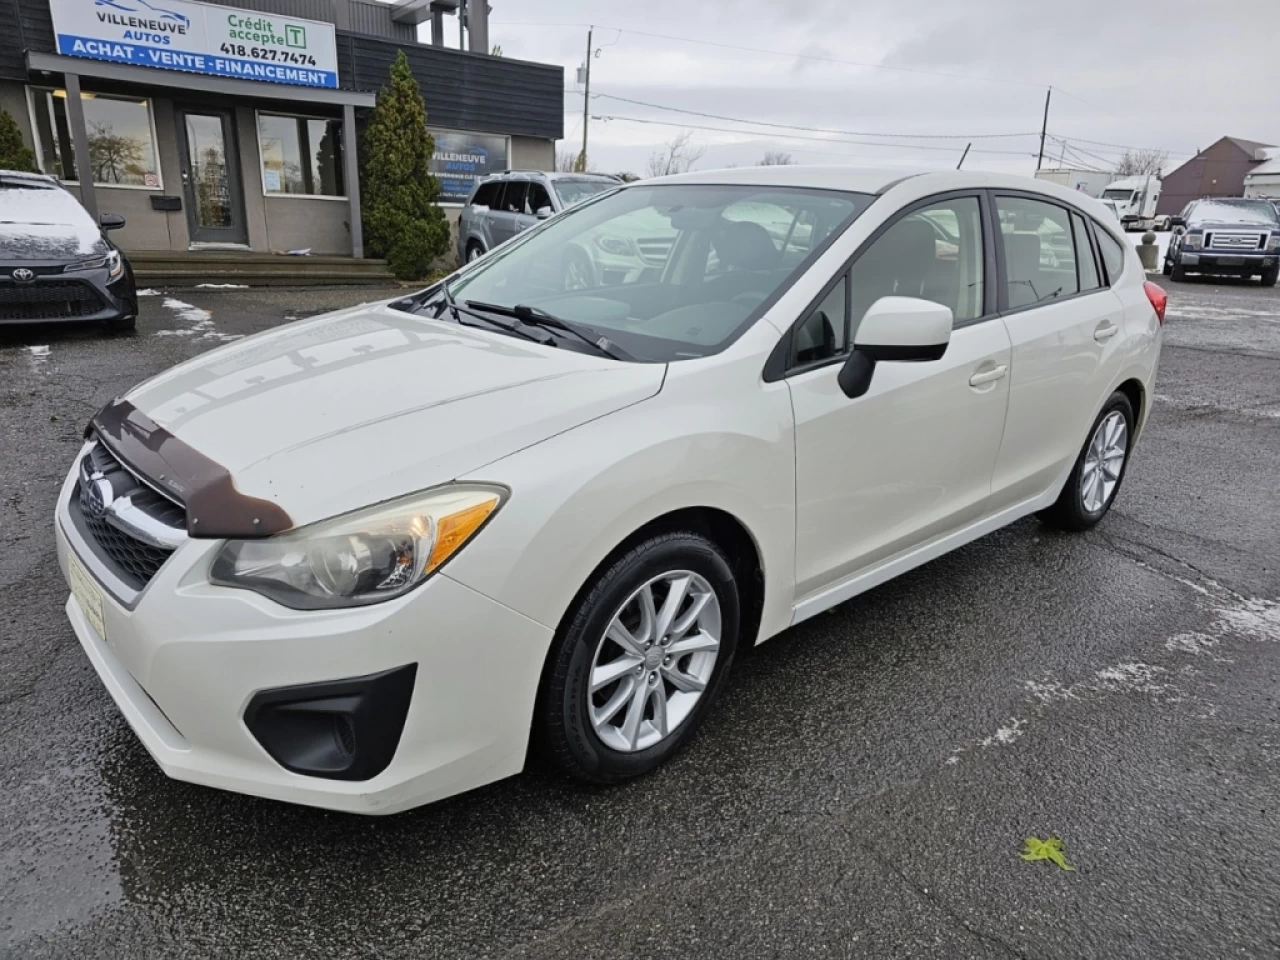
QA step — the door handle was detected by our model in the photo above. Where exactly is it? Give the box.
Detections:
[968,364,1008,387]
[1094,321,1120,342]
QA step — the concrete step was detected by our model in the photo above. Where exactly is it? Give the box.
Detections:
[127,251,396,286]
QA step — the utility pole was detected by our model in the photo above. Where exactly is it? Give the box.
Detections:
[458,0,465,49]
[579,26,593,172]
[1036,86,1051,171]
[956,142,971,170]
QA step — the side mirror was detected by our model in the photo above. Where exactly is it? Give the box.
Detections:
[535,205,553,220]
[837,296,952,399]
[1169,215,1186,227]
[100,213,126,231]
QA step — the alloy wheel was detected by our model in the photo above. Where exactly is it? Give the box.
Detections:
[1081,410,1128,513]
[587,570,721,753]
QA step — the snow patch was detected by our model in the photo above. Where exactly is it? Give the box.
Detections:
[27,344,49,366]
[979,718,1025,748]
[137,288,160,297]
[1023,661,1175,703]
[157,297,242,343]
[195,283,249,289]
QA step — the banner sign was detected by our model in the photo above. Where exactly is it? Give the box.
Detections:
[430,130,510,203]
[50,0,340,89]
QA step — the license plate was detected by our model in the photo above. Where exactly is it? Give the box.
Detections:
[1216,256,1244,266]
[68,553,107,641]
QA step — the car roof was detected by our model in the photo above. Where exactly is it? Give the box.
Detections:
[642,165,1118,206]
[483,170,620,183]
[0,169,58,184]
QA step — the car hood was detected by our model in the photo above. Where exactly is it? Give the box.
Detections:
[0,220,109,261]
[123,302,666,526]
[1187,220,1278,232]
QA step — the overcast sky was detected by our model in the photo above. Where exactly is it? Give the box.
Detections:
[454,0,1279,177]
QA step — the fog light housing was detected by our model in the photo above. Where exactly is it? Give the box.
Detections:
[244,664,417,781]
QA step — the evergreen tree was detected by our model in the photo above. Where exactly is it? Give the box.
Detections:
[0,107,37,173]
[361,51,449,277]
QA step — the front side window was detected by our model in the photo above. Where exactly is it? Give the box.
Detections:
[850,195,985,332]
[33,90,160,187]
[501,182,529,214]
[996,196,1079,308]
[526,181,553,215]
[471,182,500,207]
[443,184,870,362]
[258,114,345,197]
[793,275,848,366]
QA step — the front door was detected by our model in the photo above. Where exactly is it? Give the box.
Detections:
[790,193,1012,602]
[177,109,248,246]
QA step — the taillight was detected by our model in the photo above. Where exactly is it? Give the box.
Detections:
[1143,280,1167,324]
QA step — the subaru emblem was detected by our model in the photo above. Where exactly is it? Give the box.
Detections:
[11,268,33,282]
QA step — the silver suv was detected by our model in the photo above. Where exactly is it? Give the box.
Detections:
[456,171,619,265]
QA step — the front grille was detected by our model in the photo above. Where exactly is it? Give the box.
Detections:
[71,439,185,591]
[636,237,674,265]
[1205,232,1265,251]
[0,279,104,320]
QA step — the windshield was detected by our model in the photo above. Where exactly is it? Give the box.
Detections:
[444,183,871,361]
[1102,189,1137,202]
[1190,199,1280,225]
[552,179,614,208]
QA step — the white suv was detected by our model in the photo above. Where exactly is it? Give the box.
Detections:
[56,168,1165,814]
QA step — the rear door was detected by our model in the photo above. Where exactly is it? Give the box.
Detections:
[988,193,1127,507]
[489,181,528,247]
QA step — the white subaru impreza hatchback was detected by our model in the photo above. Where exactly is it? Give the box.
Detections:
[56,168,1165,813]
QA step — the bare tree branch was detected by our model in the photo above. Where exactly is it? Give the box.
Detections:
[645,132,706,178]
[1114,148,1168,178]
[757,150,794,166]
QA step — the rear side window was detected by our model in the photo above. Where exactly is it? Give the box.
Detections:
[471,182,500,207]
[1094,228,1126,282]
[1071,212,1102,291]
[502,182,529,214]
[995,196,1079,308]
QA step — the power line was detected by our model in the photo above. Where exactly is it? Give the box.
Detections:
[587,92,1039,141]
[590,114,1040,157]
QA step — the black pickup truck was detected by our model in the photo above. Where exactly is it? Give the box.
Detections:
[1165,198,1280,286]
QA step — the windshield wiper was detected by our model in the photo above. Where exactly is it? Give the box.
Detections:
[465,300,634,361]
[432,282,550,345]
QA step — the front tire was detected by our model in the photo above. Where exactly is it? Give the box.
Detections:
[1040,392,1135,532]
[1170,258,1187,282]
[537,531,740,785]
[1262,264,1279,288]
[466,242,484,263]
[106,314,136,333]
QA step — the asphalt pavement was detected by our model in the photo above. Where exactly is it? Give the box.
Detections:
[2,277,1279,959]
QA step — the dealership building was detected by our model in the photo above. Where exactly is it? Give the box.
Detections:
[0,0,563,258]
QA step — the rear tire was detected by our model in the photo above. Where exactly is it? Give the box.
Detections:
[466,242,484,263]
[1039,392,1135,533]
[537,531,740,785]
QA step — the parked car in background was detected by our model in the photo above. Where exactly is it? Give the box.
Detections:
[1101,176,1163,231]
[0,170,137,332]
[57,167,1165,814]
[457,170,620,266]
[1164,197,1280,285]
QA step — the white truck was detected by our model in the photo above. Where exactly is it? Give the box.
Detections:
[1033,168,1112,198]
[1100,176,1165,231]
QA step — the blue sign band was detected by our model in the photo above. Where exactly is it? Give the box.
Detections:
[56,33,338,88]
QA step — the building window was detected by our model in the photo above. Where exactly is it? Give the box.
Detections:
[32,91,161,188]
[258,113,345,197]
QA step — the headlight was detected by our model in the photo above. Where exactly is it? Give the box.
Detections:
[1183,233,1202,249]
[594,234,635,256]
[1267,233,1280,251]
[210,484,505,610]
[66,249,124,278]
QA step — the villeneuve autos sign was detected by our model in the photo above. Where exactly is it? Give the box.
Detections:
[50,0,339,89]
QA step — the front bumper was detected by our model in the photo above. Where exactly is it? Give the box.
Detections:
[0,263,135,325]
[1178,251,1277,275]
[54,471,552,814]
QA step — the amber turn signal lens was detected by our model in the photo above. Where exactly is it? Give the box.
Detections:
[426,497,500,572]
